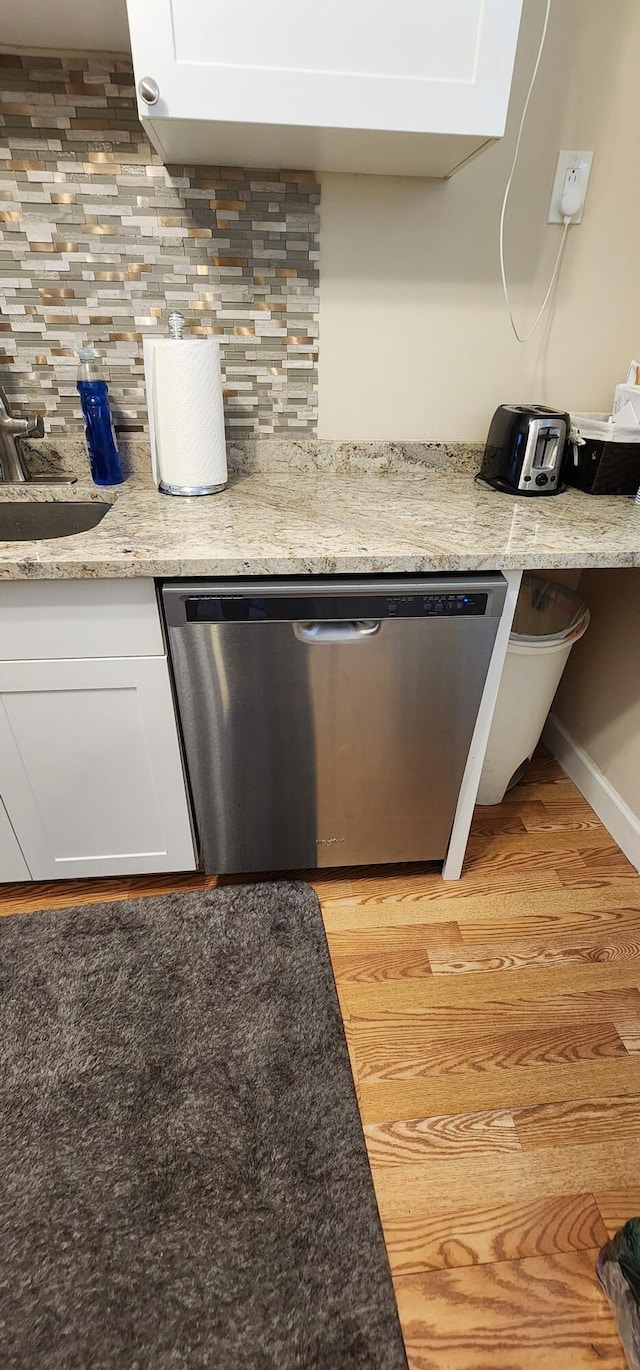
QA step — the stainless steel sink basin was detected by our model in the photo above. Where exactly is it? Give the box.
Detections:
[0,501,112,541]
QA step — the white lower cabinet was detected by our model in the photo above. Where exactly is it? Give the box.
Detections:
[0,647,196,882]
[0,795,30,882]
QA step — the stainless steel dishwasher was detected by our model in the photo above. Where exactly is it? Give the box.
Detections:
[162,576,506,874]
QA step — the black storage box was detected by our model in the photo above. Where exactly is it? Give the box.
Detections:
[566,412,640,495]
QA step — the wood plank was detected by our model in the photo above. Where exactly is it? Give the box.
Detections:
[308,873,356,900]
[320,883,640,930]
[329,948,433,984]
[520,748,566,782]
[582,845,636,871]
[354,1022,628,1083]
[326,922,461,955]
[555,848,639,888]
[358,1057,640,1124]
[394,1250,625,1370]
[457,858,564,895]
[460,845,632,890]
[429,937,640,978]
[537,788,599,812]
[342,963,640,1016]
[594,1188,640,1238]
[0,874,134,915]
[458,906,640,946]
[383,1192,608,1275]
[0,869,227,917]
[466,828,620,856]
[315,865,442,907]
[502,778,582,803]
[322,860,564,908]
[373,1138,640,1220]
[518,798,603,833]
[363,1111,520,1163]
[515,1095,640,1151]
[468,809,528,836]
[349,990,640,1044]
[332,923,640,983]
[126,871,211,897]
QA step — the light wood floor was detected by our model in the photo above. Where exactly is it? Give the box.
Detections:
[2,748,637,1368]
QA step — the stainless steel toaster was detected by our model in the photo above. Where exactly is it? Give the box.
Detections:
[478,404,571,495]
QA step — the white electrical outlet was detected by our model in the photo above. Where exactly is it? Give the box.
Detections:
[548,150,594,224]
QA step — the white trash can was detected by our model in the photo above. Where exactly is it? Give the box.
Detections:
[477,576,590,805]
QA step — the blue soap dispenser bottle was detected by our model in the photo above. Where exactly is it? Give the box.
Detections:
[77,345,124,486]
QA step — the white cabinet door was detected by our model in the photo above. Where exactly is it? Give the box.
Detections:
[0,796,30,883]
[127,0,524,175]
[0,657,196,880]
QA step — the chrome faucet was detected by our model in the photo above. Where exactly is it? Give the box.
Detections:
[0,383,75,484]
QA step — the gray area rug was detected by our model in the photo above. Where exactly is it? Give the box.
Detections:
[0,882,407,1370]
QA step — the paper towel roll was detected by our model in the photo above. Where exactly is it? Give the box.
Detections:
[150,338,228,495]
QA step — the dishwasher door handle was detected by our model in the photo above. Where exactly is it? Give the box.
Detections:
[293,620,381,644]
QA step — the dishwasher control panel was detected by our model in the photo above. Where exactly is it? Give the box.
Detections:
[387,594,488,618]
[185,592,489,622]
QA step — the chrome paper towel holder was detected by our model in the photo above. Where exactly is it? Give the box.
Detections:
[145,311,228,498]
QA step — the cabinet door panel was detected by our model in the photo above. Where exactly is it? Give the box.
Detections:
[0,657,195,880]
[171,0,479,83]
[0,796,30,883]
[128,0,524,138]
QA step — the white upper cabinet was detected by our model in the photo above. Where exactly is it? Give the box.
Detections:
[126,0,524,177]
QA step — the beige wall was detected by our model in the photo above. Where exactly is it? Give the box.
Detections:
[553,569,640,814]
[318,0,640,440]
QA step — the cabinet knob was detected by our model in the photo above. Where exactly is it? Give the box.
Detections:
[138,77,160,106]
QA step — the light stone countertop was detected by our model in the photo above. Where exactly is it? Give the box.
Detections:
[0,462,638,580]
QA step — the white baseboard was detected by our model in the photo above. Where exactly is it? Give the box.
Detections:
[543,712,640,873]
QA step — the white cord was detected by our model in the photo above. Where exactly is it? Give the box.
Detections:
[499,0,571,343]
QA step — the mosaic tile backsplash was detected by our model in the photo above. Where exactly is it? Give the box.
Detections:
[0,51,319,437]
